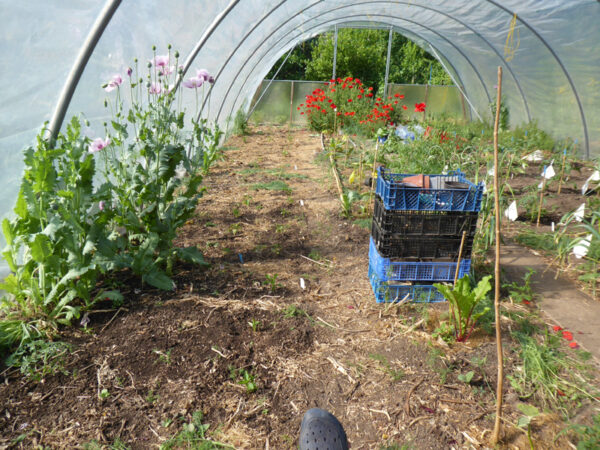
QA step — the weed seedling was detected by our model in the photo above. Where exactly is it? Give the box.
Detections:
[264,273,281,291]
[99,388,110,400]
[517,403,540,450]
[153,349,172,365]
[229,367,258,394]
[248,319,261,332]
[160,411,233,449]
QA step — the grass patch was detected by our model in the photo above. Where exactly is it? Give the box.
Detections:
[515,230,557,252]
[250,180,292,193]
[353,218,372,229]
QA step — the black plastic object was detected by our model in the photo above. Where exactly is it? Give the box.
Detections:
[299,408,349,450]
[373,195,479,237]
[371,219,474,260]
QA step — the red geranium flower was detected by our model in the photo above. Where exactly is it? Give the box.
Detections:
[415,102,426,113]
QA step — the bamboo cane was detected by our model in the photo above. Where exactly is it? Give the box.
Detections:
[453,231,467,285]
[369,140,380,213]
[557,148,567,195]
[491,66,504,446]
[536,169,547,227]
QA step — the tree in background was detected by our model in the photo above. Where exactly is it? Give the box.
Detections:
[266,29,451,88]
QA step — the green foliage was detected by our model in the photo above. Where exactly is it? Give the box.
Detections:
[250,180,292,193]
[84,437,130,450]
[490,96,510,130]
[304,30,450,90]
[569,413,600,450]
[0,49,222,365]
[263,273,281,292]
[433,276,492,342]
[229,367,258,394]
[160,411,233,449]
[369,353,404,381]
[5,339,70,381]
[458,370,475,384]
[231,109,248,136]
[503,269,538,304]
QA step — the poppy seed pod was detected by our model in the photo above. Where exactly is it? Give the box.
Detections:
[152,45,156,51]
[167,43,172,50]
[174,51,180,58]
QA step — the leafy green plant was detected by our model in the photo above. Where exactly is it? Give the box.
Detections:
[153,348,172,365]
[231,109,248,136]
[457,370,475,384]
[263,274,281,292]
[248,319,261,332]
[568,413,600,449]
[517,403,540,450]
[160,411,233,449]
[4,339,71,381]
[433,276,492,342]
[503,269,537,304]
[99,388,110,400]
[229,367,258,394]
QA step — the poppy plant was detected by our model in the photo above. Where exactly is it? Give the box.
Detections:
[415,102,427,113]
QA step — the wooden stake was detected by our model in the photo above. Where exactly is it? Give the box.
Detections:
[369,140,380,213]
[536,170,547,227]
[491,66,504,446]
[453,231,468,285]
[557,148,567,194]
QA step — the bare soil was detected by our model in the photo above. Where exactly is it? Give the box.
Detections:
[0,125,596,449]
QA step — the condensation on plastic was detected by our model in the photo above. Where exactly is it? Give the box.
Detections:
[2,0,600,272]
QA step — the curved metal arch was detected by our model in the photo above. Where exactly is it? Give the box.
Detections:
[197,0,322,119]
[485,0,589,158]
[218,11,491,124]
[394,1,530,122]
[200,0,518,123]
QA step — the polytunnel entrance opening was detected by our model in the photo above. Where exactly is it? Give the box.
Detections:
[247,27,467,127]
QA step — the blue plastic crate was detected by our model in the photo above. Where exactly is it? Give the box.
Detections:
[368,263,446,303]
[369,237,471,282]
[375,167,484,212]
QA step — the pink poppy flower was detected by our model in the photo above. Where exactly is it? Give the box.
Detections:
[99,201,106,211]
[104,74,123,92]
[88,137,111,154]
[159,65,175,76]
[127,67,133,77]
[196,69,210,81]
[183,77,204,89]
[152,55,169,68]
[149,82,162,94]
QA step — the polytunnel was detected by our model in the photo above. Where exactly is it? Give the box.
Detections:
[2,0,600,232]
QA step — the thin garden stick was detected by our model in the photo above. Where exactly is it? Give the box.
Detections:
[557,148,567,194]
[536,167,547,227]
[453,230,468,285]
[369,140,380,213]
[491,66,504,446]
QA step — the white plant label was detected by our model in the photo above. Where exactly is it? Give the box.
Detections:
[543,164,555,179]
[551,222,555,232]
[581,170,600,195]
[574,203,585,222]
[300,200,304,206]
[505,200,518,221]
[299,278,306,290]
[523,150,544,162]
[572,234,593,259]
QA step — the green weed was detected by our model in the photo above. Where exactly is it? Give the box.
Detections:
[160,411,233,449]
[251,180,292,193]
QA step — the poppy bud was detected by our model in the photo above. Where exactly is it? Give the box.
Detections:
[152,45,156,51]
[167,43,172,50]
[175,51,180,58]
[147,62,152,68]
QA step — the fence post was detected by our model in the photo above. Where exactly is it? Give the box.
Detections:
[290,81,294,125]
[332,25,338,80]
[383,27,393,98]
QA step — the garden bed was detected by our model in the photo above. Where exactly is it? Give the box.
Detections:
[0,125,598,449]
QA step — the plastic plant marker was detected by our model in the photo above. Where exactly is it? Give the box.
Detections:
[505,200,518,221]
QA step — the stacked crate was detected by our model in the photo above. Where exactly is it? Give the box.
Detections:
[368,167,484,303]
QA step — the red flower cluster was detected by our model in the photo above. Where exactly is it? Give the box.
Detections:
[415,102,426,113]
[552,325,580,349]
[298,77,412,134]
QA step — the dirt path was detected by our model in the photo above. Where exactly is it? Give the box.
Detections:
[501,239,600,364]
[0,125,588,449]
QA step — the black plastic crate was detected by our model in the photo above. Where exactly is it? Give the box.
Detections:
[373,195,479,237]
[371,220,474,260]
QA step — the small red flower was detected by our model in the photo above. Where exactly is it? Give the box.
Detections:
[402,105,408,110]
[347,98,352,103]
[415,102,426,113]
[394,93,400,98]
[557,389,566,396]
[399,94,405,99]
[562,331,573,341]
[357,95,362,99]
[366,93,373,97]
[553,325,562,332]
[569,342,579,349]
[523,300,531,305]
